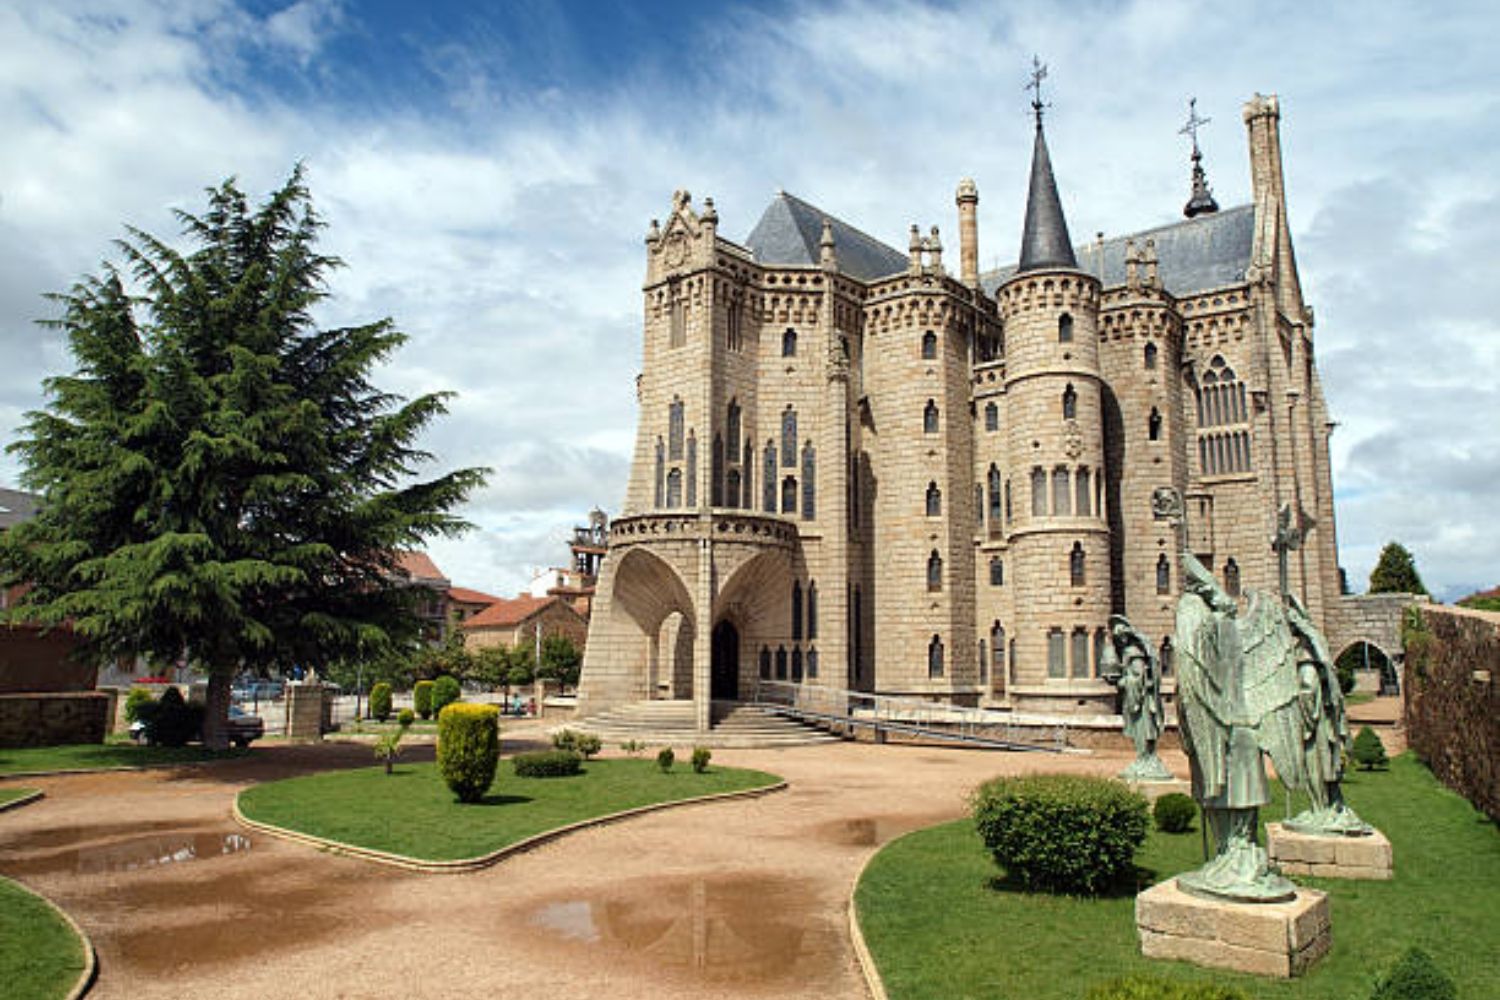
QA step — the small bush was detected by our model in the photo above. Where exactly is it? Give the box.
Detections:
[1086,975,1250,1000]
[1370,947,1457,1000]
[1154,793,1197,834]
[971,774,1149,895]
[657,747,675,773]
[1353,726,1390,770]
[553,729,602,758]
[139,687,205,747]
[436,703,500,803]
[512,749,583,778]
[369,682,393,722]
[691,747,712,773]
[620,739,646,757]
[431,674,461,715]
[373,726,406,774]
[397,708,415,727]
[414,680,435,720]
[552,729,580,752]
[124,687,155,724]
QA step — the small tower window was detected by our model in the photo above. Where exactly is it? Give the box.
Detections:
[763,441,777,513]
[782,328,797,357]
[654,437,665,508]
[985,401,999,431]
[978,640,988,684]
[921,330,938,359]
[668,399,685,459]
[1224,557,1241,597]
[989,557,1004,586]
[781,408,797,465]
[775,646,787,680]
[927,550,943,592]
[1149,407,1163,441]
[1069,542,1086,587]
[1005,479,1013,523]
[928,634,945,678]
[987,465,1002,526]
[1047,628,1066,678]
[1160,638,1174,676]
[1058,313,1074,343]
[670,283,686,348]
[991,623,1005,685]
[1144,341,1158,370]
[1052,467,1071,516]
[686,434,697,507]
[726,399,741,455]
[807,583,818,639]
[709,434,722,506]
[792,647,804,682]
[801,443,816,520]
[791,582,803,641]
[759,646,771,680]
[1031,467,1047,517]
[925,481,942,517]
[726,469,741,508]
[743,440,754,507]
[1062,384,1077,420]
[806,647,818,679]
[923,399,939,434]
[1094,628,1108,677]
[781,476,797,515]
[1156,553,1171,594]
[1075,467,1091,517]
[666,467,683,508]
[1071,627,1090,679]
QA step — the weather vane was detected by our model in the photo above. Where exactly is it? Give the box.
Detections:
[1025,55,1050,126]
[1179,96,1211,157]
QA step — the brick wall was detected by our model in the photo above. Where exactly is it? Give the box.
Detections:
[0,691,110,748]
[0,625,97,693]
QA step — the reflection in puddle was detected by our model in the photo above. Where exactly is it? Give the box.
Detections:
[813,815,919,847]
[527,873,833,986]
[3,831,251,877]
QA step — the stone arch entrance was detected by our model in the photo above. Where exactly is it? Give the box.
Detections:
[711,620,740,701]
[1335,640,1399,696]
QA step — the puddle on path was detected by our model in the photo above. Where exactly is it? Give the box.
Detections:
[810,814,931,847]
[2,830,251,877]
[526,872,840,988]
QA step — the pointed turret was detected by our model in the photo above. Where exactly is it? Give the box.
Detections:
[1180,97,1220,218]
[1017,118,1078,272]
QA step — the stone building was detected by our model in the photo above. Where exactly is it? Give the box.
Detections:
[578,92,1352,728]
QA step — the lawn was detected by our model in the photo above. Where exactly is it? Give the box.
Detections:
[856,754,1499,999]
[0,787,40,807]
[0,876,89,1000]
[238,757,783,861]
[0,741,248,776]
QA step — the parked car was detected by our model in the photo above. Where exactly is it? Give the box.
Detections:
[130,705,265,748]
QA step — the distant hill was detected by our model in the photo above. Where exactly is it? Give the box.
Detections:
[1457,585,1500,612]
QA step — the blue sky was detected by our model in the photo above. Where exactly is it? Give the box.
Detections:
[2,0,1498,601]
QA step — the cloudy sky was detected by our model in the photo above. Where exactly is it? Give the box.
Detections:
[2,0,1496,601]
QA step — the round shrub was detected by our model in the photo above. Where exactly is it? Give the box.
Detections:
[1154,792,1198,834]
[436,703,500,803]
[413,680,435,720]
[1353,725,1389,771]
[368,682,393,722]
[657,747,675,773]
[124,687,155,724]
[397,708,415,728]
[141,687,205,747]
[512,749,583,778]
[431,674,461,716]
[971,774,1149,895]
[691,747,712,773]
[1371,947,1457,1000]
[1086,975,1250,1000]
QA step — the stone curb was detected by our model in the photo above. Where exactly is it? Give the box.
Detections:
[0,789,46,813]
[5,876,98,999]
[846,836,896,1000]
[0,765,150,780]
[233,778,789,874]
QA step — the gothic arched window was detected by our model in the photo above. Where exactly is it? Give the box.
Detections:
[791,581,803,641]
[1094,627,1108,677]
[801,443,816,519]
[782,328,797,357]
[1224,557,1241,597]
[1031,467,1047,517]
[654,437,665,508]
[726,468,740,508]
[726,399,741,455]
[1070,541,1086,587]
[709,434,722,507]
[921,330,937,359]
[987,465,1002,526]
[743,440,754,507]
[807,582,818,640]
[985,401,999,431]
[666,467,683,508]
[759,646,771,680]
[1149,407,1163,441]
[775,646,787,680]
[781,475,797,515]
[791,647,803,682]
[928,634,944,678]
[925,481,942,517]
[1062,383,1077,420]
[1075,467,1091,517]
[1047,628,1066,678]
[781,408,797,465]
[1144,341,1158,370]
[989,557,1004,586]
[1156,553,1171,594]
[1058,313,1074,343]
[923,399,939,434]
[991,623,1005,686]
[1072,627,1089,679]
[763,441,777,513]
[1052,467,1071,516]
[686,433,697,506]
[806,647,818,679]
[1160,637,1174,676]
[978,640,988,684]
[927,550,943,592]
[668,399,685,459]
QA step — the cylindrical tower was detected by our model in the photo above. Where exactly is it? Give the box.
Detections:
[956,178,980,288]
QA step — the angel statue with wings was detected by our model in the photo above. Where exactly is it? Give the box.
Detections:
[1100,614,1173,781]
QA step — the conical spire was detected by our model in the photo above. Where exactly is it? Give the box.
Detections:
[1017,120,1078,272]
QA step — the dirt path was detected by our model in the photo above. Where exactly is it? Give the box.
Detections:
[0,735,1153,999]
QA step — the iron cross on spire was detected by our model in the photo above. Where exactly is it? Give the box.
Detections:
[1025,56,1050,126]
[1179,96,1211,157]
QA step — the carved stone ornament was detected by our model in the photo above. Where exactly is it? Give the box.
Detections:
[1063,420,1083,459]
[664,231,689,268]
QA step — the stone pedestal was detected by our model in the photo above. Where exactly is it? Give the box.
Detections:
[1267,822,1393,880]
[285,683,326,743]
[1128,778,1191,802]
[1136,878,1330,978]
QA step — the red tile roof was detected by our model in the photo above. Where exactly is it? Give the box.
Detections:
[394,550,447,585]
[462,595,574,630]
[448,586,501,606]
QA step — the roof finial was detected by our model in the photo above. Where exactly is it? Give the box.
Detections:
[1025,56,1050,129]
[1181,96,1220,218]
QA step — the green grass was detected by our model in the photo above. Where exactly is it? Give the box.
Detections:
[0,787,40,806]
[0,876,88,1000]
[0,742,248,776]
[856,754,1499,999]
[1344,691,1376,706]
[239,757,782,860]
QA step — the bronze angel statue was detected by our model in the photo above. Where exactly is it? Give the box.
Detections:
[1101,614,1173,781]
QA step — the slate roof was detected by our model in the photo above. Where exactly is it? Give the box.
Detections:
[743,192,909,282]
[983,203,1257,298]
[0,488,40,531]
[1017,125,1078,273]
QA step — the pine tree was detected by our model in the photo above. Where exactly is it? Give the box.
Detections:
[1,169,487,748]
[1368,542,1428,595]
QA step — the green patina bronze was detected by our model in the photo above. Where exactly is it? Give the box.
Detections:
[1101,614,1174,783]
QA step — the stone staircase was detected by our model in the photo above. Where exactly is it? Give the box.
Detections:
[568,699,842,749]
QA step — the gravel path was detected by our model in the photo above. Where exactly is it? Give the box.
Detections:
[0,733,1155,999]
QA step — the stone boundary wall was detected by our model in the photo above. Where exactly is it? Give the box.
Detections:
[1326,592,1424,659]
[0,691,110,749]
[1404,604,1500,821]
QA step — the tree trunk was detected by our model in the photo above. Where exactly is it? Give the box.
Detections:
[202,669,234,751]
[384,758,393,775]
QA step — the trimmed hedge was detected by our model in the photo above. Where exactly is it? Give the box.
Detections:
[1371,947,1457,1000]
[1086,975,1249,1000]
[124,687,155,724]
[657,747,675,772]
[431,674,461,715]
[971,774,1149,895]
[1353,726,1390,770]
[414,680,435,720]
[1153,792,1197,833]
[137,687,204,747]
[512,749,583,778]
[397,708,415,727]
[552,729,602,759]
[436,703,499,803]
[369,682,393,722]
[691,747,712,773]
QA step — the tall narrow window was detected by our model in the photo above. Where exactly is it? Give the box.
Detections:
[984,402,999,431]
[927,550,943,592]
[991,623,1005,686]
[1149,407,1162,441]
[1070,542,1086,586]
[923,399,939,434]
[782,328,797,357]
[763,442,777,512]
[759,646,770,680]
[710,433,722,507]
[726,301,743,352]
[743,440,754,508]
[1072,628,1089,679]
[979,640,988,684]
[921,331,937,359]
[1196,356,1252,474]
[806,648,818,679]
[775,646,787,680]
[666,468,683,508]
[1144,341,1158,369]
[1075,467,1091,517]
[668,399,684,459]
[928,635,944,678]
[791,582,803,641]
[1031,467,1047,517]
[1062,384,1077,420]
[1052,467,1071,516]
[686,434,697,507]
[925,481,942,516]
[852,587,863,683]
[791,647,803,682]
[1159,638,1174,676]
[781,476,797,515]
[1224,558,1241,597]
[781,408,797,465]
[807,583,818,639]
[654,438,665,508]
[726,400,740,456]
[670,284,685,347]
[726,469,741,508]
[1156,553,1171,594]
[989,557,1004,586]
[987,465,1002,526]
[1094,628,1108,677]
[801,443,816,520]
[1005,479,1013,523]
[1047,628,1066,678]
[1058,313,1074,343]
[975,484,984,525]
